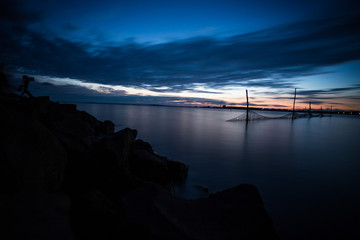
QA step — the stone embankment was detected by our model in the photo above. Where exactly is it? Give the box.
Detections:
[0,95,277,240]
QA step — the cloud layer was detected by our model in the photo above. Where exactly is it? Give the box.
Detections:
[1,1,360,110]
[1,1,360,93]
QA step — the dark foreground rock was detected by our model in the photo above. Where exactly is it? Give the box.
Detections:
[0,95,277,240]
[122,183,277,240]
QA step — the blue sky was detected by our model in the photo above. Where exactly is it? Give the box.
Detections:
[1,0,360,110]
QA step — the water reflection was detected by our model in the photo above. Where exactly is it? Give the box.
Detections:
[76,104,360,240]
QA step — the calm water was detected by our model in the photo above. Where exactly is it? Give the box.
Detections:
[77,103,360,239]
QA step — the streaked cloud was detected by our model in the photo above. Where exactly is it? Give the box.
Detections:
[1,1,359,109]
[1,1,360,89]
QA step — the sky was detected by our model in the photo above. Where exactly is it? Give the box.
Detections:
[1,0,360,110]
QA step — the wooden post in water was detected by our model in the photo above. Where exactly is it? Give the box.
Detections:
[246,89,249,121]
[292,88,297,119]
[309,102,312,118]
[330,105,333,117]
[321,106,323,117]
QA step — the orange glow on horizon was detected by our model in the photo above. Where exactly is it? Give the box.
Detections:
[34,75,360,112]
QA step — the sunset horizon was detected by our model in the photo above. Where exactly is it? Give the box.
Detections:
[1,0,359,111]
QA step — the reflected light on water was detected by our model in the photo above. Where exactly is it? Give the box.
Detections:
[77,103,360,240]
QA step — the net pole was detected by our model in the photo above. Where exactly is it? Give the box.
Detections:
[331,105,332,117]
[246,89,249,121]
[292,88,297,119]
[321,106,323,117]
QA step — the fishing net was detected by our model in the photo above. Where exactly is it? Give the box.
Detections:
[227,110,314,121]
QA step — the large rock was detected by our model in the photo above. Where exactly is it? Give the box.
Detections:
[130,139,188,188]
[0,193,75,240]
[43,101,100,152]
[95,120,115,136]
[92,128,138,170]
[0,100,67,192]
[122,183,278,240]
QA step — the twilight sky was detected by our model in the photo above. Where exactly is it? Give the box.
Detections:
[1,0,360,110]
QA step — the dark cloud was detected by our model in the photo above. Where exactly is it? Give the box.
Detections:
[272,85,360,100]
[298,100,327,105]
[1,2,360,93]
[264,85,359,110]
[227,102,288,108]
[0,0,43,25]
[270,104,288,108]
[162,97,227,106]
[298,85,360,96]
[62,24,80,31]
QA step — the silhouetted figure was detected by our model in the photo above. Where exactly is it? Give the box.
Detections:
[20,75,34,98]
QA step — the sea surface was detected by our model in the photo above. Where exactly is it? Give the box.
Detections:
[76,103,360,240]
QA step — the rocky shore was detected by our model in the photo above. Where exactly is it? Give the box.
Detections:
[0,95,278,239]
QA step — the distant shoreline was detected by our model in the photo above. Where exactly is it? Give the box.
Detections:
[64,100,360,116]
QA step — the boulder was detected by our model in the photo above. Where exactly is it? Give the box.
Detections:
[69,190,121,240]
[44,102,99,151]
[130,139,188,188]
[0,193,75,240]
[0,102,67,192]
[122,183,278,240]
[93,128,137,169]
[96,120,115,136]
